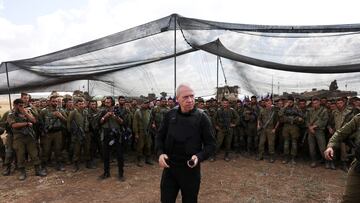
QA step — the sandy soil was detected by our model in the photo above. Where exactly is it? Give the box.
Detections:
[0,152,346,203]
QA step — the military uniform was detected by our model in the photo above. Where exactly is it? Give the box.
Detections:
[1,110,15,175]
[243,105,258,154]
[99,107,125,179]
[306,106,329,164]
[233,105,246,153]
[88,107,102,161]
[67,108,91,170]
[7,109,46,180]
[327,114,360,202]
[279,106,303,163]
[214,106,239,160]
[39,106,66,170]
[330,106,354,169]
[133,107,152,166]
[151,105,169,131]
[258,106,278,161]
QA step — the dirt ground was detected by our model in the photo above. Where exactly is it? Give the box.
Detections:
[0,152,347,203]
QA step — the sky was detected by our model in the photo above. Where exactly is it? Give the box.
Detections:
[1,0,360,63]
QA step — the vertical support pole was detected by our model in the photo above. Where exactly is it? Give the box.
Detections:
[216,55,219,101]
[174,14,177,98]
[5,62,12,110]
[87,80,90,94]
[271,75,274,102]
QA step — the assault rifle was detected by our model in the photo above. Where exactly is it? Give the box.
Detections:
[70,120,85,144]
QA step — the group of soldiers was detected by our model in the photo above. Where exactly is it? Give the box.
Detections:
[0,91,359,181]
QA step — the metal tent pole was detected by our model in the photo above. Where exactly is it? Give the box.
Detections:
[5,62,12,109]
[216,55,219,101]
[174,14,177,98]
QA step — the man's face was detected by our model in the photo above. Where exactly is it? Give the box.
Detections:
[336,100,345,110]
[176,86,195,113]
[50,98,58,107]
[77,101,85,109]
[89,102,97,110]
[222,100,229,108]
[251,97,257,104]
[312,100,320,109]
[277,100,284,108]
[141,103,149,109]
[168,100,175,107]
[298,101,306,109]
[197,102,205,109]
[66,101,74,109]
[104,99,112,108]
[265,100,272,108]
[287,100,294,107]
[21,95,30,104]
[15,102,25,111]
[320,98,327,105]
[158,99,165,106]
[118,98,126,106]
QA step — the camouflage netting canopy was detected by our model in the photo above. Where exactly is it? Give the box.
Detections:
[1,13,360,97]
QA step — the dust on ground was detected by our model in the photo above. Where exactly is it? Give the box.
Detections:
[0,152,346,203]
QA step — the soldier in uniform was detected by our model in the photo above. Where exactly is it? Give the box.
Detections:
[62,97,74,163]
[7,99,46,180]
[39,95,67,172]
[325,114,360,202]
[233,99,246,154]
[151,97,170,132]
[167,97,176,109]
[1,109,15,176]
[88,100,102,166]
[214,98,239,161]
[67,97,93,171]
[328,98,354,170]
[98,96,125,181]
[257,98,279,162]
[279,96,304,164]
[306,97,329,168]
[133,100,153,166]
[243,104,258,155]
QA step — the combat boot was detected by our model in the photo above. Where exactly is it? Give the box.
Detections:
[290,156,296,165]
[73,162,79,172]
[325,161,330,169]
[18,168,26,181]
[310,161,317,168]
[224,152,230,162]
[2,164,11,176]
[86,160,96,169]
[99,172,110,179]
[269,155,275,163]
[209,156,216,162]
[136,156,143,167]
[35,165,47,177]
[118,175,125,182]
[56,162,66,171]
[341,161,348,172]
[256,154,263,161]
[145,156,154,165]
[330,161,336,170]
[282,155,290,164]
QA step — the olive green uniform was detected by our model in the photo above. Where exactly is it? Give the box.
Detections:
[243,106,258,153]
[67,108,90,163]
[328,114,360,202]
[133,108,152,157]
[332,107,354,162]
[39,106,66,165]
[214,107,239,153]
[7,110,41,169]
[306,106,329,161]
[233,106,246,152]
[279,106,303,157]
[258,107,278,158]
[151,105,169,131]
